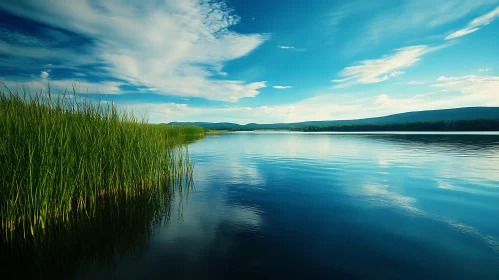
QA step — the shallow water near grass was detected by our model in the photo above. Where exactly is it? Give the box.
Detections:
[6,132,499,279]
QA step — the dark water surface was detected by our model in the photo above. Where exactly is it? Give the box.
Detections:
[6,132,499,279]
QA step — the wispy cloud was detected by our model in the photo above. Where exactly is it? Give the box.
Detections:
[277,45,306,52]
[0,40,93,65]
[273,85,292,89]
[478,68,492,72]
[432,75,499,99]
[375,93,390,104]
[471,6,499,25]
[445,27,480,39]
[135,72,499,124]
[49,80,123,94]
[390,71,405,78]
[446,6,499,40]
[2,77,123,95]
[407,80,428,85]
[332,45,433,86]
[0,26,48,46]
[351,0,499,47]
[0,0,268,102]
[40,71,49,79]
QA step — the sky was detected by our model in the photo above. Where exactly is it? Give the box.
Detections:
[0,0,498,124]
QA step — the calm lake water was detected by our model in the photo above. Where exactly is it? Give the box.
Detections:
[6,132,499,279]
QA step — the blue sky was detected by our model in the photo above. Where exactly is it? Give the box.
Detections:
[1,0,498,124]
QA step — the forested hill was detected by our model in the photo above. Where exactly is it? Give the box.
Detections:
[167,107,499,130]
[302,119,499,132]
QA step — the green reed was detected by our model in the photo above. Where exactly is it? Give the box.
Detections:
[0,85,204,241]
[1,154,194,278]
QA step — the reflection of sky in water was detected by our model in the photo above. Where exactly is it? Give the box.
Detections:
[78,132,499,279]
[191,133,499,260]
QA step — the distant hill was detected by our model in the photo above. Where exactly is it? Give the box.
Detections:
[167,107,499,130]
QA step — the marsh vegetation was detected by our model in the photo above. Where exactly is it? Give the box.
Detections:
[0,85,204,243]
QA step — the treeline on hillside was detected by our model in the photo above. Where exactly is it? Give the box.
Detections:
[299,119,499,132]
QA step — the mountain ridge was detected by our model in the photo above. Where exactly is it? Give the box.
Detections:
[167,107,499,130]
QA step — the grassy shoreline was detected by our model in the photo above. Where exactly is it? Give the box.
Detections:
[0,86,204,241]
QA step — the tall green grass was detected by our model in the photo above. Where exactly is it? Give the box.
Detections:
[2,173,193,278]
[0,85,204,241]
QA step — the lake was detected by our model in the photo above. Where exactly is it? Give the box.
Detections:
[5,132,499,279]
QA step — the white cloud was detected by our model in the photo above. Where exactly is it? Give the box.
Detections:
[363,75,499,113]
[349,0,499,47]
[277,45,306,52]
[333,45,432,86]
[129,73,499,124]
[124,95,365,124]
[470,6,499,25]
[390,71,405,78]
[431,75,499,99]
[478,68,492,72]
[40,71,49,79]
[375,93,390,104]
[0,0,268,102]
[331,78,348,83]
[51,80,123,94]
[2,78,123,95]
[407,80,428,85]
[446,6,499,40]
[445,27,480,40]
[273,85,292,89]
